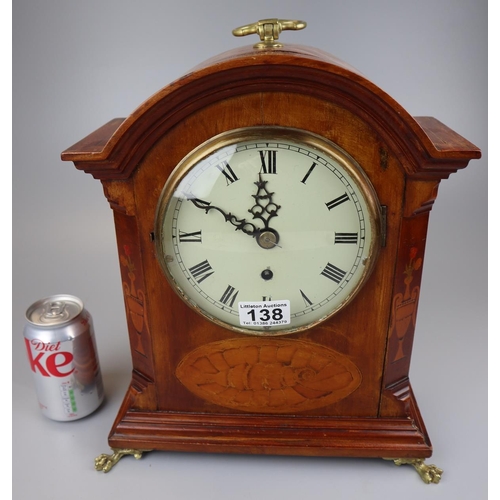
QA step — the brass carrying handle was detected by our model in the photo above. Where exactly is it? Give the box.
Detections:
[232,18,307,49]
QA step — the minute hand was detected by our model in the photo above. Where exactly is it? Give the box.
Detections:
[189,197,260,237]
[248,175,281,230]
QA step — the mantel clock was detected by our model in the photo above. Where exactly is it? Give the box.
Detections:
[61,19,480,483]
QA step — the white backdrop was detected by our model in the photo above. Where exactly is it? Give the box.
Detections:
[13,1,487,499]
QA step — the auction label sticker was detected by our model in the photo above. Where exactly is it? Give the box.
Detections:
[238,300,291,327]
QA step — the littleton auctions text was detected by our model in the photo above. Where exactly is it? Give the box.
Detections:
[239,303,288,308]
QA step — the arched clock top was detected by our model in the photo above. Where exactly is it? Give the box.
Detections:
[61,44,480,181]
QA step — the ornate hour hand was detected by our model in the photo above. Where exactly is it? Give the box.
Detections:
[186,181,281,250]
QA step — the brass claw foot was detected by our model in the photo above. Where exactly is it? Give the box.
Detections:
[385,458,443,484]
[95,448,150,473]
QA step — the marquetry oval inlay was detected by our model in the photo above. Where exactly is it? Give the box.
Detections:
[176,338,362,413]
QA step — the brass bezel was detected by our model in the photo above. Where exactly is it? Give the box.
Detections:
[154,126,382,336]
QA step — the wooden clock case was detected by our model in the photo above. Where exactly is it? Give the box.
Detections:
[62,41,480,476]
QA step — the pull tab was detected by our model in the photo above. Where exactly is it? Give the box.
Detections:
[44,301,67,319]
[232,18,307,49]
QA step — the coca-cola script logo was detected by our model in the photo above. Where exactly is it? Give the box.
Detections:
[25,338,74,377]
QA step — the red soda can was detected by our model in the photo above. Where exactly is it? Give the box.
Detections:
[23,294,104,421]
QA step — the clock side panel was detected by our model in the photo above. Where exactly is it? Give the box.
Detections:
[380,179,440,418]
[100,182,159,411]
[131,91,407,419]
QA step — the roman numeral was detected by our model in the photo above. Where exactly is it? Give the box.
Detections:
[326,193,349,210]
[301,162,317,184]
[259,150,277,174]
[220,285,239,307]
[189,260,214,283]
[178,230,202,243]
[215,161,239,185]
[320,263,347,284]
[262,296,272,301]
[334,232,358,244]
[299,289,313,307]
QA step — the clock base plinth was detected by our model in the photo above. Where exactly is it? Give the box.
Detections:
[106,398,433,456]
[108,411,432,457]
[99,382,438,479]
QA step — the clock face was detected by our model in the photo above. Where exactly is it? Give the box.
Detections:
[155,127,381,335]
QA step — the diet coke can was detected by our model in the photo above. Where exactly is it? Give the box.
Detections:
[23,294,104,421]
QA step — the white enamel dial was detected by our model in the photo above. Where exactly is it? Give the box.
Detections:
[155,127,381,335]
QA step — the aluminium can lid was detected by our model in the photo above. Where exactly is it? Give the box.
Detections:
[25,294,84,327]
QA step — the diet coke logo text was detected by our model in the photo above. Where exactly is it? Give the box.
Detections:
[25,338,75,377]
